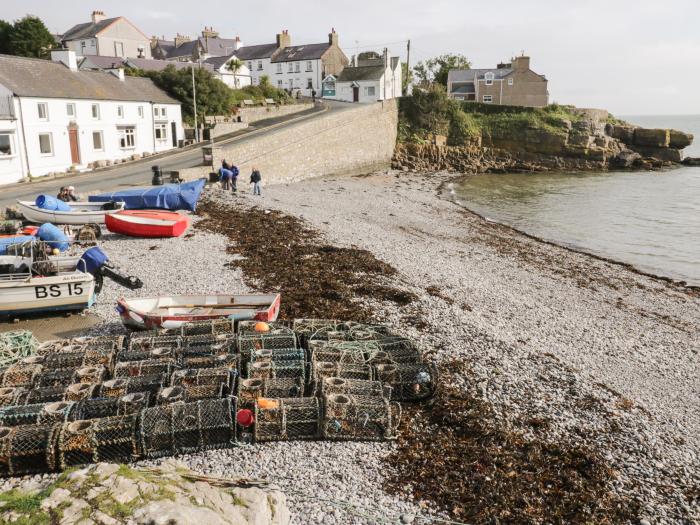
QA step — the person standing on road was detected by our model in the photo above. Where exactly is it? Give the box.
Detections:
[250,166,262,196]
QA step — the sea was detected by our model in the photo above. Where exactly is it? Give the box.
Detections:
[450,115,700,286]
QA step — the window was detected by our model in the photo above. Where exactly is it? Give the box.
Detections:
[118,127,135,149]
[161,107,167,117]
[37,103,48,120]
[92,131,103,151]
[257,61,262,71]
[287,62,293,73]
[66,103,75,118]
[483,95,493,103]
[138,106,144,118]
[306,61,313,72]
[508,78,514,86]
[307,78,313,89]
[114,41,124,57]
[155,123,168,142]
[248,62,252,72]
[294,62,300,73]
[117,105,124,118]
[81,41,86,53]
[276,64,282,74]
[484,72,494,86]
[277,80,283,88]
[38,133,53,155]
[153,107,160,118]
[0,133,13,156]
[365,86,376,97]
[91,104,100,119]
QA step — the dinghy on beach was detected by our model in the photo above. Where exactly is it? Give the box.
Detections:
[105,210,190,238]
[17,200,125,225]
[117,293,281,330]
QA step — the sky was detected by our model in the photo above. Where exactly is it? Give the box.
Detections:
[4,0,700,115]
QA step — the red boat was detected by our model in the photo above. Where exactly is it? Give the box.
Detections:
[105,210,190,238]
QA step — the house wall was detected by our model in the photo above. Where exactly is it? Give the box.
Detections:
[96,20,151,59]
[501,69,548,107]
[244,58,272,86]
[321,46,349,77]
[334,80,382,103]
[0,91,24,185]
[67,38,98,56]
[270,59,322,96]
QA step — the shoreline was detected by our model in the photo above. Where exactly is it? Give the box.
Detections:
[437,173,700,294]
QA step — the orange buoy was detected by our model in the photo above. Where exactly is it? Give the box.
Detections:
[254,322,270,333]
[257,398,279,410]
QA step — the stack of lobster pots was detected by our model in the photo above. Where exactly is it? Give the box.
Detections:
[0,318,437,477]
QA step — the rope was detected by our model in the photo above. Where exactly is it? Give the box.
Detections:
[0,331,38,367]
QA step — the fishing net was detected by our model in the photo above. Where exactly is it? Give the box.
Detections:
[1,357,43,387]
[254,397,321,441]
[114,358,176,379]
[309,362,373,394]
[320,377,392,399]
[0,423,60,476]
[139,398,235,458]
[98,376,163,402]
[322,394,401,441]
[64,383,98,402]
[0,387,27,407]
[0,331,38,368]
[58,414,139,469]
[373,362,438,401]
[237,378,304,407]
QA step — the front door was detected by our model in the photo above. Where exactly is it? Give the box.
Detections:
[353,86,359,103]
[171,122,177,147]
[68,128,81,165]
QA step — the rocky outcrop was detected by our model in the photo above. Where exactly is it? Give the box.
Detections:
[0,461,291,525]
[394,113,694,174]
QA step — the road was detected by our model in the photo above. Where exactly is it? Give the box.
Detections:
[0,102,350,208]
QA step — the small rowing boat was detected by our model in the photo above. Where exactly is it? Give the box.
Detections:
[105,210,190,238]
[117,293,281,330]
[17,201,125,225]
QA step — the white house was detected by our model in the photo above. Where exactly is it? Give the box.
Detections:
[203,55,252,89]
[328,50,402,103]
[0,51,183,186]
[61,11,152,59]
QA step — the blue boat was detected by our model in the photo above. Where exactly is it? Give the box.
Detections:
[88,179,206,212]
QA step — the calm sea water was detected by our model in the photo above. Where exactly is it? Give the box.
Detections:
[451,115,700,285]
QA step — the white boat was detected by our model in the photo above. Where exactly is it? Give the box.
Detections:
[0,253,95,317]
[117,293,281,330]
[17,200,125,225]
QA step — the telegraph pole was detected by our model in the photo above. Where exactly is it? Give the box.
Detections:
[404,39,411,96]
[192,64,199,142]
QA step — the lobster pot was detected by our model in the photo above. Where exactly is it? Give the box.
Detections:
[2,358,43,387]
[0,424,59,476]
[321,377,392,399]
[181,319,235,337]
[33,368,79,388]
[310,362,373,392]
[347,324,395,341]
[292,319,342,348]
[99,376,163,402]
[43,352,85,370]
[38,336,124,355]
[183,383,225,402]
[252,348,305,364]
[83,347,117,373]
[127,330,162,341]
[238,332,297,371]
[374,337,423,363]
[255,397,321,442]
[140,398,234,458]
[73,366,107,385]
[323,394,401,441]
[114,359,175,380]
[0,403,46,427]
[24,386,65,405]
[373,363,437,401]
[157,386,185,405]
[70,398,119,421]
[117,348,174,363]
[181,353,237,372]
[127,336,181,353]
[182,335,236,358]
[58,414,138,469]
[0,387,26,407]
[64,383,98,402]
[38,401,75,425]
[238,378,304,406]
[238,321,292,335]
[172,368,232,390]
[37,339,85,354]
[311,343,368,365]
[248,360,305,382]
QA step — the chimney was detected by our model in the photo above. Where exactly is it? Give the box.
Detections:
[51,49,78,72]
[201,26,219,39]
[513,55,530,71]
[276,30,291,49]
[174,33,191,48]
[91,10,106,24]
[108,67,125,81]
[329,28,338,46]
[234,36,243,51]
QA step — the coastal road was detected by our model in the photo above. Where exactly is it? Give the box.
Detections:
[0,101,352,208]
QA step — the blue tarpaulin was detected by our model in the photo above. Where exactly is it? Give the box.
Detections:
[0,236,35,255]
[88,179,206,212]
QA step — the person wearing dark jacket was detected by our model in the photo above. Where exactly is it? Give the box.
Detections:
[250,167,262,196]
[230,164,240,193]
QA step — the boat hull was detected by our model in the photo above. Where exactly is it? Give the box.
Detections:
[17,201,125,225]
[105,210,190,238]
[117,293,281,330]
[0,273,96,317]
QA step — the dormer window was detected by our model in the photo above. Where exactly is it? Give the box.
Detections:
[484,72,494,86]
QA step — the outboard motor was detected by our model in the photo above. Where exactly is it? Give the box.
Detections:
[78,247,143,293]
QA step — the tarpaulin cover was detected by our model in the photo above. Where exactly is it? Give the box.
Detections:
[78,246,109,274]
[88,179,206,212]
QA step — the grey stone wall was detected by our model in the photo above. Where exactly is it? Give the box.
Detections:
[238,103,314,123]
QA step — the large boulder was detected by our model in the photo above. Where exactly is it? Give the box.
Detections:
[606,124,636,144]
[669,130,693,149]
[632,146,682,163]
[634,128,670,148]
[610,149,642,169]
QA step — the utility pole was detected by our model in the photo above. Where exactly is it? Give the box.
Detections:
[383,47,388,102]
[192,64,199,142]
[404,39,411,96]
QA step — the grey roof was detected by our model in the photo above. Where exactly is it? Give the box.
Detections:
[153,39,176,56]
[165,40,199,59]
[336,65,385,82]
[62,17,121,41]
[0,54,179,105]
[164,37,241,60]
[448,68,513,83]
[451,84,475,94]
[127,57,214,72]
[203,55,233,70]
[271,43,330,63]
[78,55,127,70]
[234,43,279,60]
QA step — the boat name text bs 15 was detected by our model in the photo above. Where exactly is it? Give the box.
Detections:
[34,283,84,299]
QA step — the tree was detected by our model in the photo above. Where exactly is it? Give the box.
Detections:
[9,15,56,58]
[0,20,12,54]
[226,57,244,89]
[413,53,471,87]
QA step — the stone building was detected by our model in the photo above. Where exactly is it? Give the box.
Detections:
[325,50,402,103]
[61,11,152,59]
[447,55,549,107]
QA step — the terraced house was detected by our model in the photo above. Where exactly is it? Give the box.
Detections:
[447,56,549,107]
[61,10,151,59]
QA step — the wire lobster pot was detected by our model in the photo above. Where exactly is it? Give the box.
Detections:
[0,424,60,476]
[238,332,297,370]
[320,377,392,399]
[0,387,27,407]
[172,368,233,390]
[181,353,238,372]
[322,394,401,441]
[114,359,176,380]
[117,347,175,363]
[73,366,108,385]
[139,398,235,458]
[181,319,235,337]
[182,334,236,357]
[127,335,181,353]
[37,336,125,355]
[237,378,304,407]
[248,360,306,382]
[58,414,139,469]
[32,368,79,389]
[70,398,120,421]
[0,403,47,427]
[310,342,370,365]
[24,386,66,405]
[118,392,150,415]
[291,319,342,349]
[98,376,163,403]
[1,356,43,387]
[64,383,98,402]
[373,363,438,401]
[254,397,321,442]
[310,362,373,393]
[238,320,292,334]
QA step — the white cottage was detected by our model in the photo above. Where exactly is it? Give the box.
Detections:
[0,51,183,186]
[203,55,252,89]
[329,51,402,103]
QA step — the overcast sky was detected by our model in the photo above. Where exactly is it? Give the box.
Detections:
[4,0,699,115]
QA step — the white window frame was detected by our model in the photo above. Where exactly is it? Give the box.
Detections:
[276,64,282,74]
[287,62,294,73]
[66,103,76,118]
[306,61,313,72]
[247,62,252,72]
[118,127,136,150]
[92,131,104,151]
[161,107,167,117]
[295,62,300,73]
[91,104,100,120]
[484,72,494,86]
[307,78,313,89]
[366,86,376,97]
[153,107,160,118]
[114,41,124,57]
[37,102,48,120]
[483,95,493,103]
[0,133,14,157]
[38,133,53,155]
[257,61,262,71]
[508,78,514,86]
[155,123,168,142]
[138,106,144,118]
[277,80,283,88]
[117,105,124,118]
[81,41,86,53]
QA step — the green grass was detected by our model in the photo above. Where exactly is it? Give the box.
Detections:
[0,490,44,514]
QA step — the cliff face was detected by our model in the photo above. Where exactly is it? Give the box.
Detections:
[394,105,694,174]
